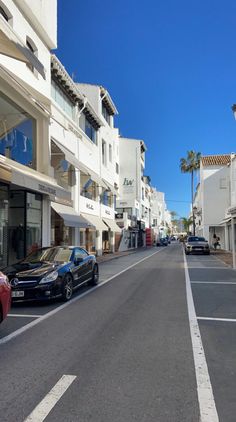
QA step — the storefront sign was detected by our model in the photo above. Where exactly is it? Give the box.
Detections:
[53,197,73,207]
[86,203,94,210]
[38,184,57,196]
[105,209,111,215]
[123,178,135,194]
[116,213,123,219]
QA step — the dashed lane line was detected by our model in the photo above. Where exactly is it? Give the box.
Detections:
[184,250,219,422]
[191,281,236,285]
[8,314,41,318]
[23,374,77,422]
[197,317,236,323]
[0,249,163,346]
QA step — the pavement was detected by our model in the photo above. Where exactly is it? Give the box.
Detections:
[1,244,236,421]
[211,249,233,267]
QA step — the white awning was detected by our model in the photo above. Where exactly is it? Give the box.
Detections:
[0,15,45,79]
[51,203,91,228]
[79,162,107,188]
[103,218,122,232]
[102,179,117,194]
[51,138,80,169]
[219,217,231,225]
[81,213,108,231]
[0,155,70,201]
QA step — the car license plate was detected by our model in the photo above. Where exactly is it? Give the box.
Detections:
[195,248,202,251]
[12,291,24,298]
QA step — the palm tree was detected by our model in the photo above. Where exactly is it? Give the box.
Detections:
[180,150,201,235]
[181,217,193,233]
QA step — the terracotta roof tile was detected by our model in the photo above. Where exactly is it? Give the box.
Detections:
[201,154,231,166]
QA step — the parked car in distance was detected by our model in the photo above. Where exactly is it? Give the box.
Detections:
[156,237,168,247]
[2,246,99,302]
[0,272,11,323]
[185,236,210,255]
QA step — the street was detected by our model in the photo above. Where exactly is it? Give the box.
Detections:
[0,244,235,421]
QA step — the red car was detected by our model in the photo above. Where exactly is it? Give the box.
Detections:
[0,272,11,323]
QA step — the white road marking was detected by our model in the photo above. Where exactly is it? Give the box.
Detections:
[8,314,41,318]
[187,266,230,269]
[197,317,236,322]
[183,251,219,422]
[23,374,76,422]
[0,249,163,345]
[191,281,236,285]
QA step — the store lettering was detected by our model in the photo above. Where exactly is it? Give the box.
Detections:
[123,178,134,186]
[86,203,94,210]
[105,209,110,215]
[38,184,56,196]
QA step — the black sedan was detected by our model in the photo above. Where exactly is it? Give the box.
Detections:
[2,246,99,302]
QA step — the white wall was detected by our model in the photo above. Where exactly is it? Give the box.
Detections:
[203,165,230,225]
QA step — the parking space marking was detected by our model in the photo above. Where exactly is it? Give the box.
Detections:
[0,249,163,346]
[197,317,236,323]
[191,281,236,285]
[184,251,219,422]
[8,314,41,318]
[23,374,77,422]
[187,266,230,269]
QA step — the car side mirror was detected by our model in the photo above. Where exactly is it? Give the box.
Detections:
[74,257,83,265]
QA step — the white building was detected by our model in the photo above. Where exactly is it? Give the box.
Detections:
[49,60,121,256]
[116,137,148,249]
[193,154,231,249]
[0,0,70,267]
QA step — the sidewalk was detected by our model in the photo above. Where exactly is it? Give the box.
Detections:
[96,248,146,263]
[211,249,233,267]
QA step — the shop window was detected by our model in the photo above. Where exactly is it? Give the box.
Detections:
[0,92,36,169]
[80,174,97,200]
[101,189,112,207]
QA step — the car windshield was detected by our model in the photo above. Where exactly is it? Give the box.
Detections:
[188,236,206,242]
[23,247,72,263]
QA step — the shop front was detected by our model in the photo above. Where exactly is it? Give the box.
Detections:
[0,182,42,268]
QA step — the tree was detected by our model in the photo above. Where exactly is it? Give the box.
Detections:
[180,150,201,235]
[181,217,193,233]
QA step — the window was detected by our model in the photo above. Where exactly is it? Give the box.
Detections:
[74,248,88,260]
[85,118,97,144]
[116,163,119,174]
[0,92,36,169]
[102,102,111,125]
[26,37,37,74]
[101,189,112,207]
[0,2,12,22]
[51,80,74,120]
[142,188,144,200]
[80,175,97,200]
[109,144,112,162]
[102,140,107,166]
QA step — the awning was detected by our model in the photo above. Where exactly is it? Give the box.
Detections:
[51,203,91,228]
[102,179,117,194]
[103,218,122,232]
[79,162,107,188]
[219,217,231,225]
[0,155,70,201]
[81,213,108,231]
[51,138,80,169]
[0,15,45,79]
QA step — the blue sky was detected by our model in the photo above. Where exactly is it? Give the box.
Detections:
[57,0,236,218]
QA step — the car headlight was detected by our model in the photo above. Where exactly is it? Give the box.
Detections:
[39,271,58,284]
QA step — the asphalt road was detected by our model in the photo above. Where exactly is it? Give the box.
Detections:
[0,244,235,421]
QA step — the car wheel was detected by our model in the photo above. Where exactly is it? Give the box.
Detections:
[89,265,99,286]
[62,274,73,301]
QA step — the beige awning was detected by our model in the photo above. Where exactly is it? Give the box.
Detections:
[103,218,122,232]
[0,15,45,79]
[81,213,108,231]
[51,203,91,228]
[219,217,231,225]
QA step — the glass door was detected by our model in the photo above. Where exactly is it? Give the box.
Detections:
[0,184,9,268]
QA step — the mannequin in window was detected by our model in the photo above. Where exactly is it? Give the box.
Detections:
[12,224,24,260]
